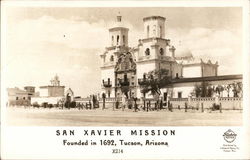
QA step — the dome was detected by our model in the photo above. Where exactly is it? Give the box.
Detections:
[175,46,193,58]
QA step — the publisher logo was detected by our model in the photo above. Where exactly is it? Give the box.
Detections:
[223,129,237,143]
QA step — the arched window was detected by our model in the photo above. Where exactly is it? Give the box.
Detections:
[160,26,162,38]
[153,25,156,36]
[110,55,114,62]
[160,48,164,55]
[111,36,114,46]
[147,25,150,38]
[145,48,150,56]
[117,35,119,45]
[123,35,125,45]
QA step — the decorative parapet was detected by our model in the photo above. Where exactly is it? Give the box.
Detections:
[170,97,242,102]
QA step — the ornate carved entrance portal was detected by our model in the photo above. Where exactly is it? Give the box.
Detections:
[115,52,136,98]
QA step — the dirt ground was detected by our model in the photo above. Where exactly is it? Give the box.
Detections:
[5,107,242,126]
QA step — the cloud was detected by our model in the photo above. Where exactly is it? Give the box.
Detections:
[5,14,242,97]
[167,27,242,75]
[8,15,109,51]
[5,16,109,96]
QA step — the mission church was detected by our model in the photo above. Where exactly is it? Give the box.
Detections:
[100,15,242,100]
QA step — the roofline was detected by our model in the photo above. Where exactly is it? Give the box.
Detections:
[40,86,65,88]
[143,16,166,22]
[182,63,219,67]
[109,27,129,32]
[171,74,242,84]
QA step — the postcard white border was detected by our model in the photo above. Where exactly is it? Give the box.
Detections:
[1,0,250,159]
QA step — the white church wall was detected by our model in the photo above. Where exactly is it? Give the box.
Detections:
[101,68,115,87]
[183,65,201,77]
[171,63,183,78]
[172,86,195,98]
[203,65,216,77]
[137,62,156,79]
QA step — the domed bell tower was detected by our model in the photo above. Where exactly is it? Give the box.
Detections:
[143,16,165,39]
[109,15,129,47]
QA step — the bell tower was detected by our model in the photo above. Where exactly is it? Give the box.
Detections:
[100,14,130,98]
[143,16,166,39]
[137,16,168,59]
[109,14,129,47]
[136,16,182,98]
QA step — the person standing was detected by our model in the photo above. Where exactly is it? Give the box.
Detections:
[102,93,106,110]
[122,94,126,111]
[133,96,138,112]
[160,97,163,110]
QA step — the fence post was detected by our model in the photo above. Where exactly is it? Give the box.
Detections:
[170,103,173,112]
[147,101,149,112]
[143,99,146,111]
[185,102,187,112]
[201,102,204,113]
[219,103,222,113]
[178,105,180,110]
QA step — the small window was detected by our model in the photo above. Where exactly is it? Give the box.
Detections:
[147,25,150,38]
[110,55,114,62]
[16,97,18,100]
[163,92,167,101]
[124,74,127,80]
[160,48,164,55]
[23,97,25,100]
[123,35,125,45]
[111,36,114,46]
[178,92,182,98]
[153,25,156,36]
[145,48,150,56]
[160,26,162,38]
[176,73,179,78]
[117,35,119,45]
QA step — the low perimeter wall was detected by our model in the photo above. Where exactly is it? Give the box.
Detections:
[170,97,242,110]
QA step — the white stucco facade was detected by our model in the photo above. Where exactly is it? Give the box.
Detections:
[100,15,221,99]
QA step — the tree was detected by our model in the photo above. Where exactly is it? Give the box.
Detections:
[231,82,243,97]
[118,78,130,98]
[194,85,202,97]
[215,85,224,96]
[138,69,170,111]
[139,69,171,99]
[194,82,213,97]
[224,85,231,97]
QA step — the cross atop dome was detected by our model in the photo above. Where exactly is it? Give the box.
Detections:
[50,74,60,86]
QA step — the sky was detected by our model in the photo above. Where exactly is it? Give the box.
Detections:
[4,7,243,97]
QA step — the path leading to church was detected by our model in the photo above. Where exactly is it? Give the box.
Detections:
[5,107,242,126]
